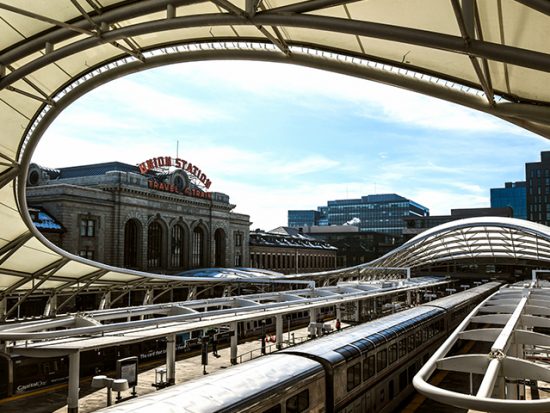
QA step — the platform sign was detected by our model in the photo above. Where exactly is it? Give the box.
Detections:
[116,356,138,388]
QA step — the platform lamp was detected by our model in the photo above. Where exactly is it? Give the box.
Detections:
[92,375,129,406]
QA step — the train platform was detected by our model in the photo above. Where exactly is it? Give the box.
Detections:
[0,323,333,413]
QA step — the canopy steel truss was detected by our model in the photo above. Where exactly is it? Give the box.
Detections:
[414,274,550,412]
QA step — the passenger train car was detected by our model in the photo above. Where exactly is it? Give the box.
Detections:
[97,282,500,413]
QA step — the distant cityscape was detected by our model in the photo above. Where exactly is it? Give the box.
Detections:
[288,150,550,235]
[28,151,550,277]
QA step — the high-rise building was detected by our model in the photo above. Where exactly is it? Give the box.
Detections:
[288,210,320,227]
[325,194,429,236]
[526,151,550,226]
[490,181,527,219]
[317,206,329,226]
[290,194,429,237]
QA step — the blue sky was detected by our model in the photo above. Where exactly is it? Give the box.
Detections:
[33,60,549,229]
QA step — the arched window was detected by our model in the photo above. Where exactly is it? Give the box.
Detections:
[171,225,186,268]
[214,229,226,267]
[148,221,163,269]
[124,219,141,268]
[192,226,206,268]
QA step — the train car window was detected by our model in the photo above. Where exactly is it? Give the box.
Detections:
[389,379,395,400]
[286,389,309,413]
[407,335,415,352]
[363,355,375,381]
[389,344,397,364]
[347,362,362,391]
[376,349,387,372]
[399,370,407,392]
[415,331,422,346]
[262,405,282,413]
[399,339,406,358]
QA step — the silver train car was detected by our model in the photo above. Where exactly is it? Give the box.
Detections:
[98,282,500,413]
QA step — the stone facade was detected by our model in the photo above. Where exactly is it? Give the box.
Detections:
[27,164,250,274]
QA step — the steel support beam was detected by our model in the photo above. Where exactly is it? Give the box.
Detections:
[0,3,95,35]
[2,12,550,92]
[43,294,58,317]
[451,0,495,105]
[0,165,20,189]
[56,270,109,312]
[0,231,32,266]
[2,258,69,320]
[514,0,550,16]
[269,0,362,13]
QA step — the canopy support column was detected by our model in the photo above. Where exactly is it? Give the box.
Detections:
[230,321,238,365]
[275,314,283,350]
[67,351,80,413]
[166,333,176,385]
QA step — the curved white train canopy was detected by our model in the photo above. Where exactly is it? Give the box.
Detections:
[0,1,550,303]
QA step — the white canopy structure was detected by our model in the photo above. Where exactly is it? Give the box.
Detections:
[1,1,550,311]
[414,277,550,412]
[368,216,550,269]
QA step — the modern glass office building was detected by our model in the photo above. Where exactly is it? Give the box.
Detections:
[288,210,321,227]
[325,194,429,236]
[290,194,429,236]
[490,181,527,220]
[526,151,550,226]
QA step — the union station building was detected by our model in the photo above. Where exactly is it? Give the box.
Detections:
[26,157,251,274]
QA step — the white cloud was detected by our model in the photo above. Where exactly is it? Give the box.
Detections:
[163,61,525,134]
[273,155,340,177]
[67,77,231,126]
[450,182,485,194]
